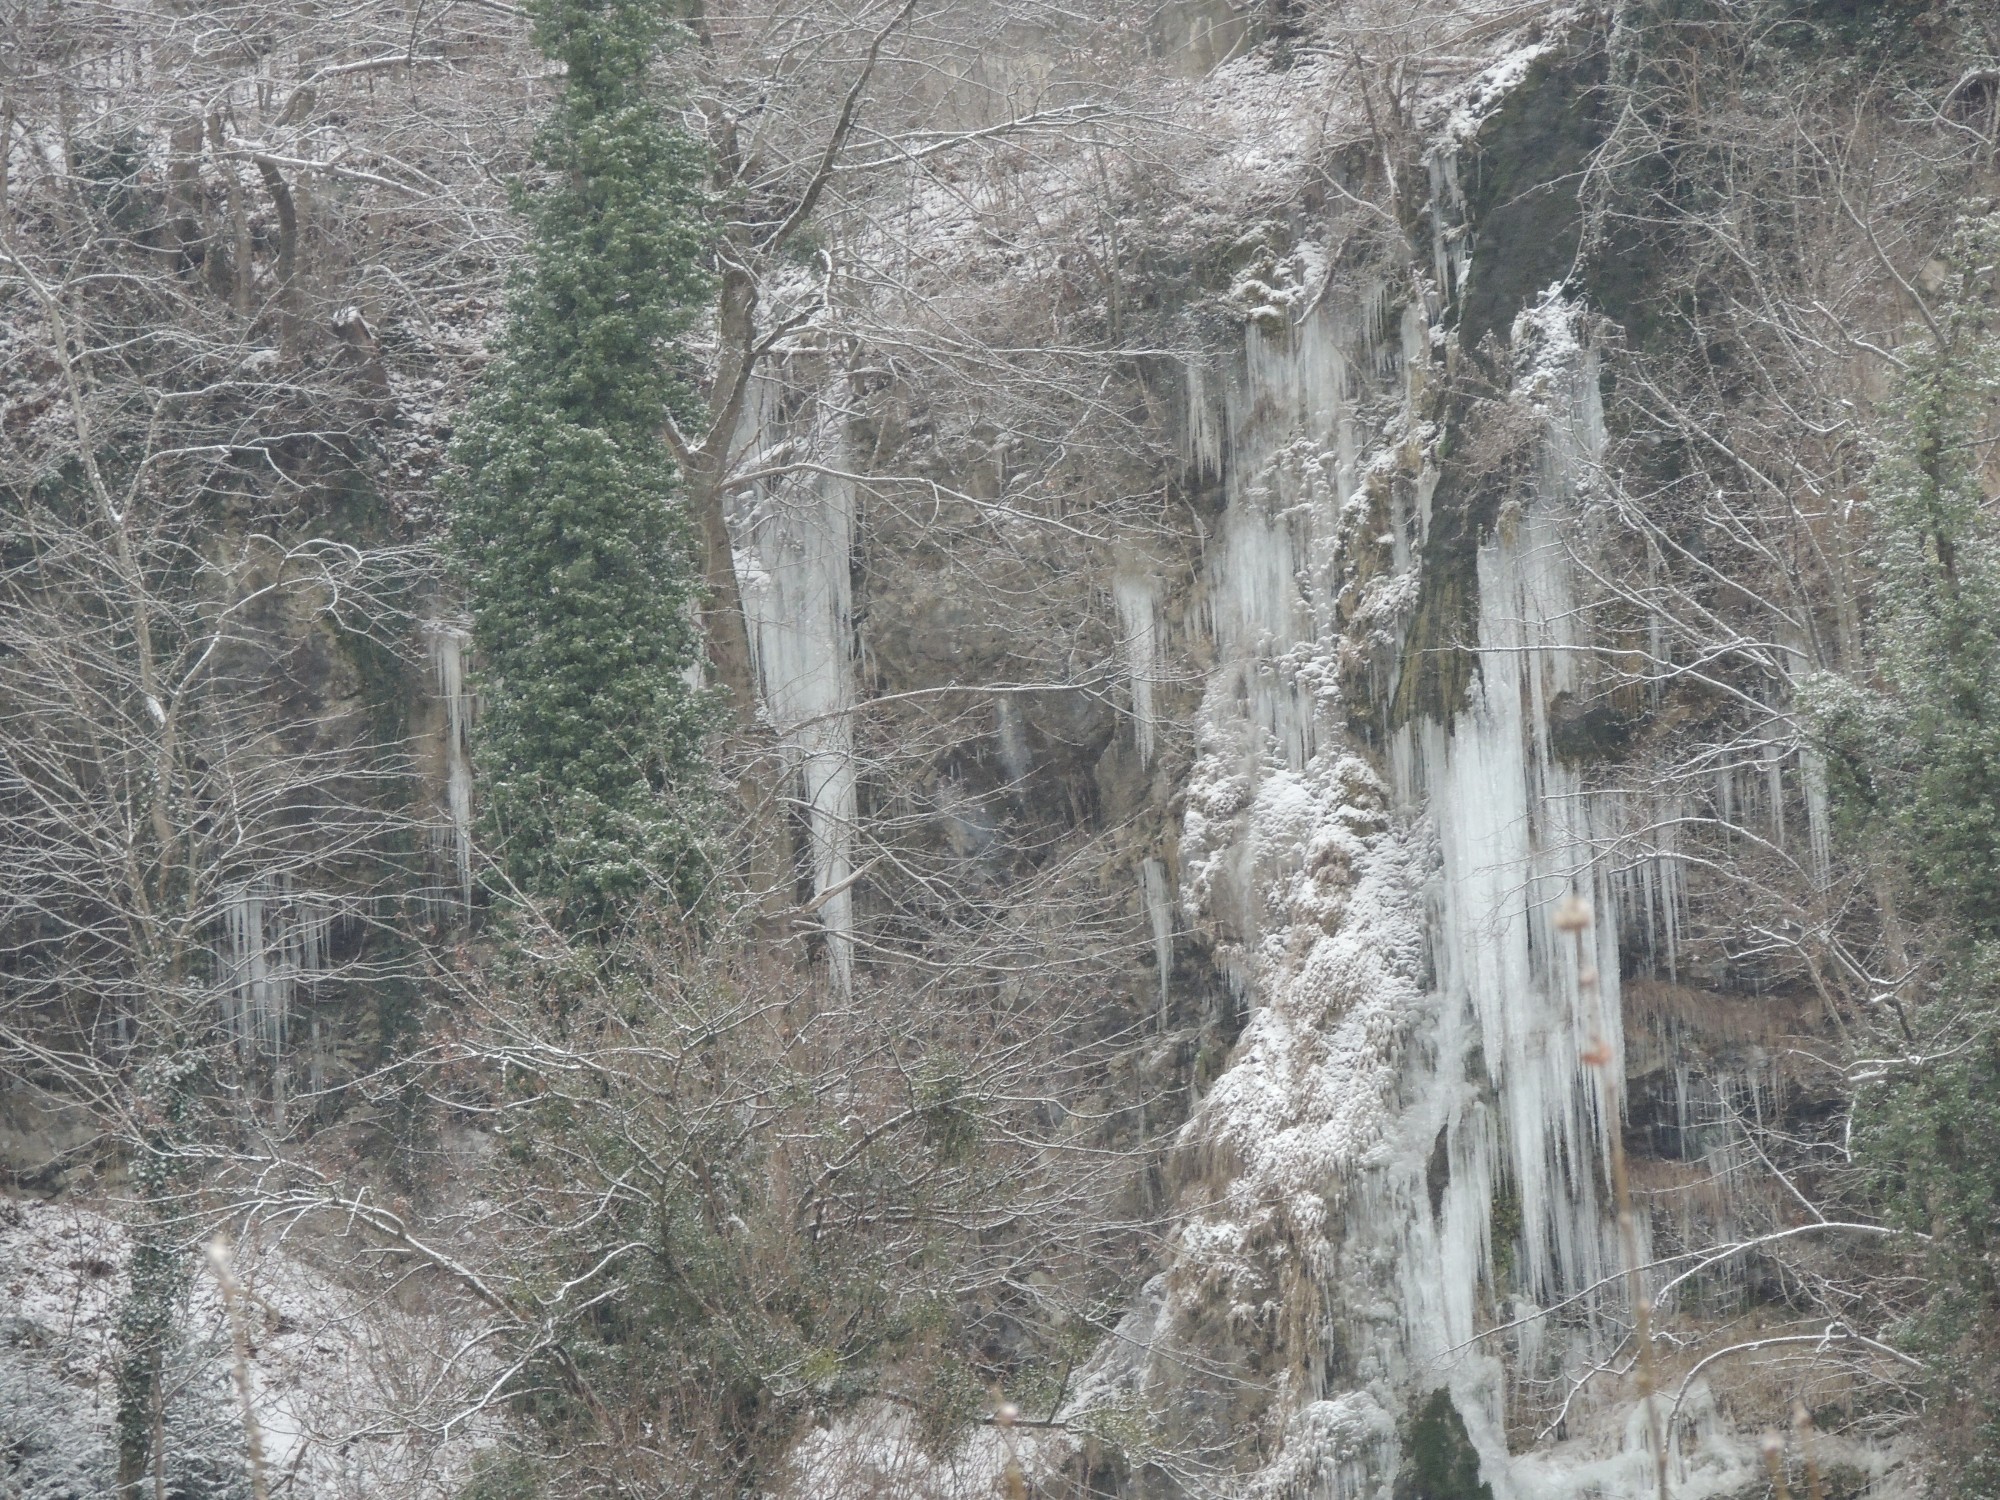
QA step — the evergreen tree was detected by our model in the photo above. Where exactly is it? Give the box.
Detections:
[446,0,714,931]
[1809,211,2000,1493]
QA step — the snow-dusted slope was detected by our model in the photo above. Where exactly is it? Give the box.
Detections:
[0,1197,498,1498]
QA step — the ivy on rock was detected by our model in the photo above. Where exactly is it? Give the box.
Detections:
[446,0,715,932]
[1806,211,2000,1495]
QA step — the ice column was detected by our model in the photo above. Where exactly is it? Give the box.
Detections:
[1196,302,1361,773]
[1114,570,1163,768]
[1140,856,1174,1021]
[220,879,329,1114]
[1380,309,1629,1453]
[1411,499,1625,1314]
[734,373,860,992]
[429,622,475,911]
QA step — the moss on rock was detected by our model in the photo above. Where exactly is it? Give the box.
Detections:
[1396,1390,1494,1500]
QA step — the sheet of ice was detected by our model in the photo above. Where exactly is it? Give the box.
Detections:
[220,879,329,1121]
[1116,569,1164,768]
[1147,278,1705,1497]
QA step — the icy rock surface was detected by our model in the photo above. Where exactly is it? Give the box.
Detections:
[1090,230,1766,1496]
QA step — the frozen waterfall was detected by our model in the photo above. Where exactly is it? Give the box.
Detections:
[733,369,861,992]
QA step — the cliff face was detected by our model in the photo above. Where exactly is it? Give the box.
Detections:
[1068,39,1697,1492]
[1008,29,1671,1496]
[4,0,1987,1492]
[783,11,1930,1495]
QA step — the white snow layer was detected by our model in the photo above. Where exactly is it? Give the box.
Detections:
[0,1196,498,1497]
[785,1402,1062,1500]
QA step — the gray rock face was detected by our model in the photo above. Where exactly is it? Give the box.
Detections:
[0,1091,96,1196]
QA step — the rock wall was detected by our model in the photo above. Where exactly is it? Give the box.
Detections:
[1,2,1942,1493]
[948,17,1893,1500]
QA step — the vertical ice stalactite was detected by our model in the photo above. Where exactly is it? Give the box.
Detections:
[220,878,328,1119]
[1612,788,1687,986]
[1157,293,1442,1493]
[221,886,266,1062]
[1761,728,1787,849]
[430,622,475,911]
[1114,570,1163,768]
[1144,278,1665,1496]
[1372,303,1694,1500]
[1801,745,1832,886]
[1198,301,1358,775]
[1407,492,1624,1323]
[1183,359,1226,483]
[1658,794,1686,981]
[1140,856,1173,1022]
[1177,284,1637,1492]
[734,372,860,992]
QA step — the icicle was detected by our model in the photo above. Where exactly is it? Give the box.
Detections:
[1161,280,1680,1497]
[734,371,861,993]
[1416,507,1622,1312]
[1384,304,1633,1382]
[1764,731,1786,849]
[1658,802,1684,985]
[219,878,323,1085]
[430,622,475,910]
[1140,857,1173,1023]
[1115,571,1163,768]
[1801,746,1832,886]
[1184,359,1225,482]
[1197,300,1368,771]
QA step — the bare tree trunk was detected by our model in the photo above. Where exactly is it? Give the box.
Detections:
[209,111,252,317]
[254,157,299,355]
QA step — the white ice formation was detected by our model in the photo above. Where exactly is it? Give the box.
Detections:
[219,878,329,1119]
[430,620,476,912]
[1077,246,1835,1495]
[733,366,861,991]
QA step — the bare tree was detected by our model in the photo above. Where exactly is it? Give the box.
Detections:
[1490,12,2000,1460]
[0,0,557,1485]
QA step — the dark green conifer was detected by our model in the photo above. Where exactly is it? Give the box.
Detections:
[447,0,714,930]
[1809,211,2000,1493]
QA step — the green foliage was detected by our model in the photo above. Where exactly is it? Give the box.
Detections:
[1396,1389,1494,1500]
[446,0,715,931]
[1804,214,2000,957]
[456,1451,547,1500]
[1805,212,2000,1492]
[916,1065,984,1161]
[1755,0,1975,73]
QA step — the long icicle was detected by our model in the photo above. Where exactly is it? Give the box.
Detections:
[1560,891,1669,1500]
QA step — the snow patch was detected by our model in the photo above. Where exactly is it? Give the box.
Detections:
[0,1196,499,1498]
